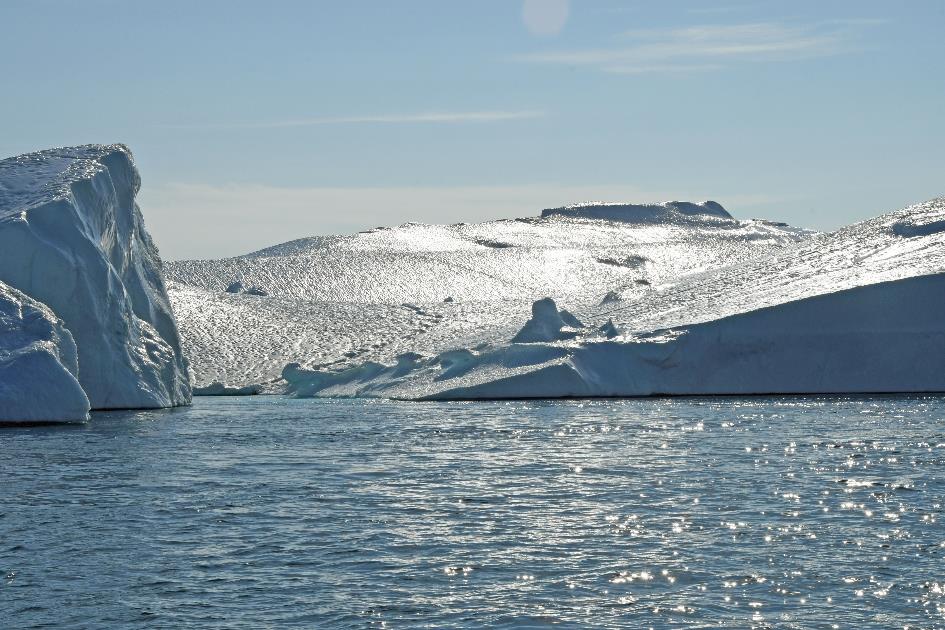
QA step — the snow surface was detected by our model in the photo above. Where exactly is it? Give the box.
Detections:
[167,194,944,399]
[280,198,945,399]
[0,145,191,410]
[0,281,90,423]
[166,201,811,387]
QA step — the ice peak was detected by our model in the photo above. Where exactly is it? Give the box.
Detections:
[540,200,732,223]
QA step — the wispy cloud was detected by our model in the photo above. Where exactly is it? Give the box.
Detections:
[160,110,545,130]
[519,20,879,74]
[686,5,752,15]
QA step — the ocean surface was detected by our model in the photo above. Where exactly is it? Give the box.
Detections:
[2,396,944,628]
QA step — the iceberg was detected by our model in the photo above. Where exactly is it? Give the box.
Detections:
[0,145,191,412]
[168,193,944,400]
[168,200,809,388]
[0,281,90,423]
[283,273,945,399]
[279,198,945,399]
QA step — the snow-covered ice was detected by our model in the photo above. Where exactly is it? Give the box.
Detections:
[166,200,813,390]
[279,198,945,399]
[510,297,583,343]
[0,145,191,411]
[0,280,89,423]
[163,193,945,400]
[285,273,945,399]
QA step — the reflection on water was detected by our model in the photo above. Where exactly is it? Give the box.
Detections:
[2,396,944,627]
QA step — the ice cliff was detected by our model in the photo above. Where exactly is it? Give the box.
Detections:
[0,280,89,422]
[0,145,191,421]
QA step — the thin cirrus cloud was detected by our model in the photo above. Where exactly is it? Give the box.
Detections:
[519,20,880,74]
[160,110,545,130]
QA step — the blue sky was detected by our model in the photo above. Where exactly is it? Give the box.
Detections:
[1,0,943,259]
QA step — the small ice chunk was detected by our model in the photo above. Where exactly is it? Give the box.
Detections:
[511,298,584,343]
[598,319,619,339]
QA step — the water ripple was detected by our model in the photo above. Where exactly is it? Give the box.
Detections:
[1,396,944,627]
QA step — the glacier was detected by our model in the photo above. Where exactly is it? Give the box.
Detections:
[0,145,191,421]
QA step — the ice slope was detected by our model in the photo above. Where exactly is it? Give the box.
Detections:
[0,281,89,423]
[282,197,945,399]
[168,203,800,304]
[0,145,191,409]
[166,202,810,386]
[168,281,447,386]
[595,197,945,333]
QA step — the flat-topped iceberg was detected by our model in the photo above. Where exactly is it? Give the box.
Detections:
[0,144,191,418]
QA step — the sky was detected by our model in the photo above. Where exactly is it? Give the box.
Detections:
[1,0,943,260]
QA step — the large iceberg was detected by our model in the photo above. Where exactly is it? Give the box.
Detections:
[279,198,945,399]
[0,280,89,423]
[0,145,191,415]
[165,193,944,399]
[167,200,809,387]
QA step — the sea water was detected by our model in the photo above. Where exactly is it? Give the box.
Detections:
[2,396,944,628]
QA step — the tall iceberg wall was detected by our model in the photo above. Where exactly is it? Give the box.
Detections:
[0,145,191,410]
